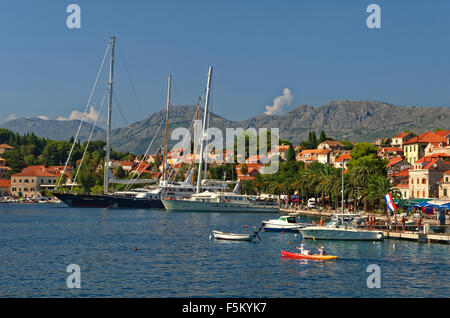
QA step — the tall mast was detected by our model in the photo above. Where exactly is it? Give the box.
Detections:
[192,100,200,185]
[203,98,210,180]
[196,65,212,193]
[162,74,172,183]
[104,36,115,194]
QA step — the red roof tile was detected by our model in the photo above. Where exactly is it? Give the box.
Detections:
[0,179,11,187]
[386,156,404,167]
[404,131,448,145]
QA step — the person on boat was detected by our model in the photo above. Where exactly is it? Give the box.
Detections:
[386,216,391,231]
[319,217,324,226]
[394,215,398,231]
[401,216,406,232]
[296,244,311,255]
[318,246,326,256]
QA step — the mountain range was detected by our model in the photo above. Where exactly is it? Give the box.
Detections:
[0,117,104,142]
[1,100,449,154]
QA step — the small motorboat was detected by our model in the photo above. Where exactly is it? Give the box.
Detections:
[212,230,258,241]
[281,250,338,260]
[262,216,307,232]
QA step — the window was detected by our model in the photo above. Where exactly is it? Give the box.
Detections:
[422,179,426,184]
[417,191,420,197]
[444,189,448,197]
[423,191,425,197]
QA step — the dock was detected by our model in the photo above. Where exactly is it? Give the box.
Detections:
[280,207,450,244]
[382,230,450,244]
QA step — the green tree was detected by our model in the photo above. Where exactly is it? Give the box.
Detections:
[286,144,296,162]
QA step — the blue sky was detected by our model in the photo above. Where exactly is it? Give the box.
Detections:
[1,0,450,128]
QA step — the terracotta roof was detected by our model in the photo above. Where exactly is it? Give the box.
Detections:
[12,166,56,177]
[394,184,409,188]
[271,145,290,152]
[404,131,448,145]
[392,169,409,177]
[318,140,344,147]
[393,132,411,138]
[416,153,450,162]
[335,153,352,162]
[0,179,11,187]
[379,147,403,153]
[386,157,404,167]
[433,130,450,137]
[0,144,14,149]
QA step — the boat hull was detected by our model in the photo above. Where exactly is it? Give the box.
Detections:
[53,193,114,208]
[112,196,164,209]
[299,227,383,241]
[53,193,164,209]
[212,230,256,241]
[262,221,303,232]
[281,250,338,260]
[162,199,279,213]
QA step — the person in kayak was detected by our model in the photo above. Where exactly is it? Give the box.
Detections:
[318,246,326,256]
[296,244,311,255]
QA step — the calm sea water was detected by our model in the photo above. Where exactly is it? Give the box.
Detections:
[0,203,448,297]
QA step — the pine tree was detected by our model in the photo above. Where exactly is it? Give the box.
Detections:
[287,144,296,161]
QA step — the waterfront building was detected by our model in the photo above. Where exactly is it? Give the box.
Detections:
[10,166,59,198]
[391,169,410,199]
[408,155,450,199]
[438,171,450,200]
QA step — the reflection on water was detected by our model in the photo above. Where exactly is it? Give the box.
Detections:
[0,204,448,297]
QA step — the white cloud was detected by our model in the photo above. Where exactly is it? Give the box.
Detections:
[57,106,104,124]
[264,88,293,116]
[36,115,50,120]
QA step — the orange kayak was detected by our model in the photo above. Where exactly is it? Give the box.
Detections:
[281,250,338,260]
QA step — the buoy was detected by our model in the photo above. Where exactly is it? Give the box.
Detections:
[133,247,138,251]
[281,231,284,234]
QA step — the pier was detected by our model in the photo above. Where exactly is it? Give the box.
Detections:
[382,230,450,244]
